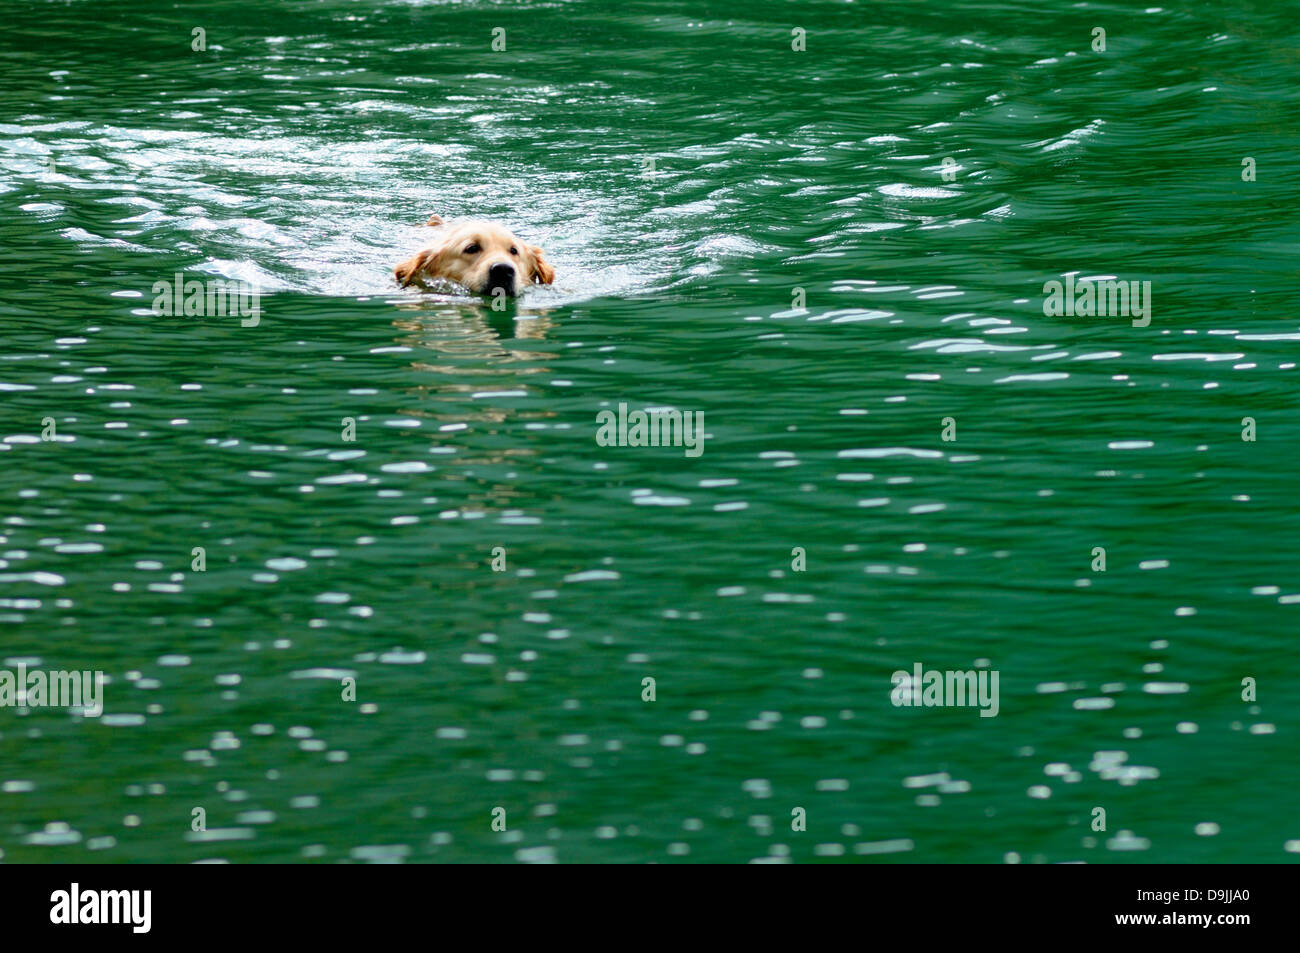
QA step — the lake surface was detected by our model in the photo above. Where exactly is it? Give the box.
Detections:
[0,0,1297,863]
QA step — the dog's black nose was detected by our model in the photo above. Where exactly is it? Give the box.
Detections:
[486,263,517,295]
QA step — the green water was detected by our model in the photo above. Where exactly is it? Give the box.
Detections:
[1,0,1297,864]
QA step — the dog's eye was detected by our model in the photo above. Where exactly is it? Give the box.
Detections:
[509,246,519,256]
[463,243,481,254]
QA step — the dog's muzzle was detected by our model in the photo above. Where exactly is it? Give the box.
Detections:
[485,263,517,296]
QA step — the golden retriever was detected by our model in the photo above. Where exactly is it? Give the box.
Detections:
[394,214,554,296]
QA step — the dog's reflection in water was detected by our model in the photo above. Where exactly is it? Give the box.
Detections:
[385,297,559,519]
[387,295,558,436]
[391,292,556,362]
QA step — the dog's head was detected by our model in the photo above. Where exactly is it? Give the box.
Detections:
[395,217,554,296]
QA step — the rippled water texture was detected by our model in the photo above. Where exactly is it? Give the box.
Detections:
[1,0,1298,863]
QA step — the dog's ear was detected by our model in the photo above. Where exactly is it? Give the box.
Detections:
[394,248,436,287]
[529,245,555,285]
[397,217,448,284]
